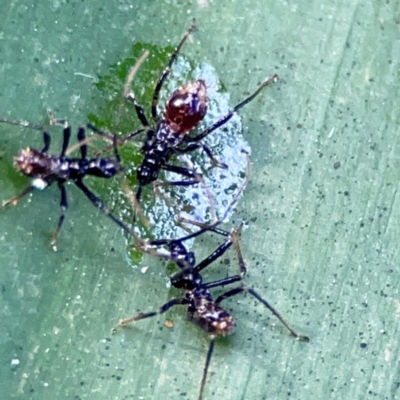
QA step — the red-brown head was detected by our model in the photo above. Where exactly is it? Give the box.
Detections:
[164,80,207,135]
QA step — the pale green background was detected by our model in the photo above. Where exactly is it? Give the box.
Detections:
[0,1,399,400]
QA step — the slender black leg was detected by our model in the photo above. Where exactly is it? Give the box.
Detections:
[166,221,238,274]
[47,110,71,157]
[194,236,233,273]
[161,161,198,177]
[113,297,189,332]
[184,74,278,143]
[85,123,115,142]
[1,186,35,208]
[160,163,201,186]
[77,126,87,160]
[74,179,137,238]
[84,123,123,162]
[178,217,231,238]
[125,93,151,128]
[198,338,215,400]
[51,182,68,246]
[151,220,228,249]
[215,286,309,341]
[112,133,120,162]
[85,122,128,160]
[175,143,228,169]
[202,144,228,169]
[122,50,150,128]
[151,19,196,121]
[42,131,51,153]
[124,127,146,142]
[158,179,200,187]
[204,275,243,289]
[60,125,71,158]
[135,185,143,204]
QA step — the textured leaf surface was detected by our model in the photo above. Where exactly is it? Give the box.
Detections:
[0,2,399,400]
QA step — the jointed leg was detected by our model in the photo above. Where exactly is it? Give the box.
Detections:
[203,275,243,289]
[156,178,200,187]
[215,286,309,341]
[185,74,278,143]
[74,179,138,239]
[60,125,71,158]
[125,93,150,128]
[85,123,121,161]
[77,126,87,160]
[84,122,127,161]
[0,116,43,131]
[151,215,230,249]
[1,185,34,208]
[159,163,202,186]
[202,144,228,169]
[230,226,246,275]
[151,19,197,121]
[162,159,198,176]
[194,235,234,273]
[120,180,150,229]
[0,116,50,153]
[48,110,71,158]
[113,297,188,332]
[178,216,230,238]
[122,50,151,128]
[213,227,307,339]
[175,142,228,169]
[63,123,118,157]
[42,131,51,153]
[199,339,215,400]
[51,182,68,246]
[123,127,146,142]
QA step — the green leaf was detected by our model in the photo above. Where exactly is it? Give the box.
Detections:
[1,2,399,400]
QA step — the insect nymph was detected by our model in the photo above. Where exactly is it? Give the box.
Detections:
[114,217,309,399]
[123,19,277,203]
[1,112,136,246]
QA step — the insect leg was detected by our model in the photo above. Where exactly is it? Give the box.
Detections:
[159,163,200,186]
[122,50,150,128]
[1,186,34,208]
[125,92,150,128]
[185,74,278,143]
[74,179,137,238]
[42,131,51,153]
[151,19,197,121]
[47,110,72,157]
[51,182,68,246]
[215,286,309,341]
[113,297,189,332]
[175,143,228,169]
[198,338,215,400]
[77,126,87,160]
[193,235,233,273]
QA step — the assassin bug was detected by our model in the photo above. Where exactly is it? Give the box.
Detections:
[113,158,309,399]
[114,221,309,400]
[0,111,138,246]
[122,19,278,203]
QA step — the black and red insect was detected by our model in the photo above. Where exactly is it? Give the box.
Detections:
[114,218,309,399]
[0,112,136,246]
[123,19,278,203]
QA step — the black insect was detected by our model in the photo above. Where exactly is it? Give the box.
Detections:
[123,19,278,203]
[114,219,309,399]
[0,112,137,246]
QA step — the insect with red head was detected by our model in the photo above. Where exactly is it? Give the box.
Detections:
[123,19,277,203]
